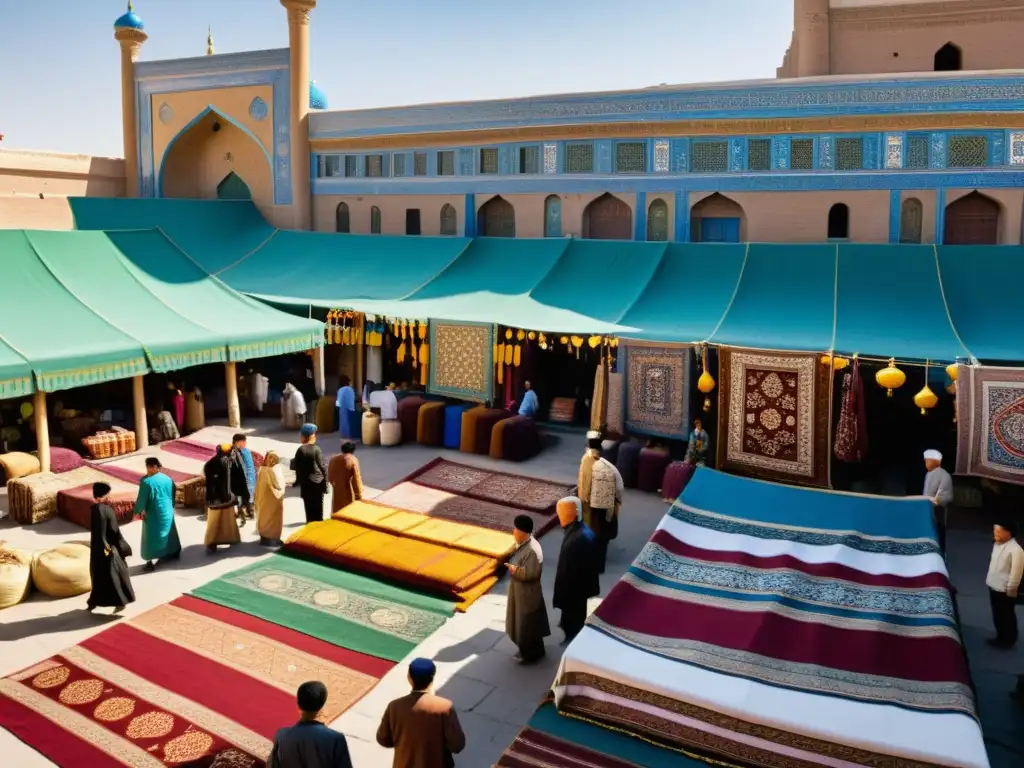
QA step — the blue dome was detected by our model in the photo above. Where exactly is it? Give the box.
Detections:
[114,10,144,30]
[309,81,328,110]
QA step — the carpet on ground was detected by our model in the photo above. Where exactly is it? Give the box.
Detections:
[552,468,988,768]
[158,438,216,462]
[622,342,691,439]
[716,347,831,488]
[284,519,500,611]
[0,592,392,767]
[955,365,1024,486]
[193,552,454,659]
[402,457,573,515]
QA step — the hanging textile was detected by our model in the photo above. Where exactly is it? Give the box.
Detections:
[590,352,608,432]
[835,358,868,463]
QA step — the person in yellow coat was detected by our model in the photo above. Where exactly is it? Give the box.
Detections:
[328,442,364,514]
[255,451,286,547]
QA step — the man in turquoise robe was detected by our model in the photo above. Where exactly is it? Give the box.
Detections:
[134,457,181,572]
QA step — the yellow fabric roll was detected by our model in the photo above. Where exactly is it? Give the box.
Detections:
[489,416,512,460]
[32,542,91,598]
[0,452,40,482]
[0,546,32,609]
[460,406,486,453]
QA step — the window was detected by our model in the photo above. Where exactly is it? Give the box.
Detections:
[440,203,458,236]
[565,143,594,173]
[836,138,864,171]
[646,199,669,242]
[748,139,771,171]
[934,42,962,72]
[519,146,539,174]
[365,154,384,178]
[323,155,341,177]
[370,206,381,235]
[948,136,988,168]
[907,135,929,169]
[899,198,923,244]
[437,151,455,176]
[790,139,814,170]
[827,203,849,239]
[393,154,407,178]
[414,152,427,176]
[690,141,728,173]
[479,148,499,174]
[615,142,646,173]
[344,156,357,177]
[543,195,562,238]
[406,209,421,236]
[336,202,350,234]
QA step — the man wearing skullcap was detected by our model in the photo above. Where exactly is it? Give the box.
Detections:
[87,481,135,613]
[581,431,623,573]
[134,457,181,572]
[505,514,550,664]
[292,424,328,524]
[986,520,1023,649]
[553,496,601,644]
[922,450,954,553]
[270,681,353,768]
[377,658,465,767]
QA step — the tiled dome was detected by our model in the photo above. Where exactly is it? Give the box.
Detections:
[309,81,328,110]
[114,3,144,30]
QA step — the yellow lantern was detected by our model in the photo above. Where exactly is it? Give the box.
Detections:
[833,356,849,371]
[698,370,716,394]
[559,336,569,345]
[946,383,956,395]
[610,337,619,348]
[819,354,832,366]
[505,329,513,340]
[875,358,906,397]
[516,329,526,341]
[527,331,536,341]
[914,384,938,415]
[946,363,959,382]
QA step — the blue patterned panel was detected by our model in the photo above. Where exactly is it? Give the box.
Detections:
[457,148,475,176]
[930,133,947,169]
[498,146,511,175]
[773,136,790,170]
[671,139,690,173]
[818,136,834,170]
[729,138,744,172]
[863,135,880,170]
[248,96,269,122]
[596,140,613,174]
[991,132,1006,166]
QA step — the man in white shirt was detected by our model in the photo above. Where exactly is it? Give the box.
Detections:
[986,521,1023,649]
[922,449,954,553]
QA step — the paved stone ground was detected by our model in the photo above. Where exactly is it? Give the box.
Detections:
[0,419,1021,766]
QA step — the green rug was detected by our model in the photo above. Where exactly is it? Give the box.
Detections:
[191,553,454,662]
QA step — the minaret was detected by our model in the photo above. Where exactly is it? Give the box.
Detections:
[206,25,215,56]
[114,2,148,197]
[794,0,830,77]
[280,0,315,230]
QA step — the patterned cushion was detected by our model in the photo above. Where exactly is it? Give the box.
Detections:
[637,448,672,494]
[49,446,85,474]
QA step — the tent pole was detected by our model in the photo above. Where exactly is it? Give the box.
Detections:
[34,391,50,473]
[225,362,241,429]
[133,375,149,450]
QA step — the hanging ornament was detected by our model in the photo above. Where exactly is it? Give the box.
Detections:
[516,329,526,341]
[875,358,906,397]
[418,322,427,341]
[503,343,513,365]
[914,368,938,416]
[559,336,569,346]
[527,331,536,341]
[946,363,959,382]
[497,341,506,365]
[588,336,602,349]
[698,345,716,412]
[513,344,521,367]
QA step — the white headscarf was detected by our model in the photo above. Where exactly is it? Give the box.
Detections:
[923,449,942,462]
[557,495,583,522]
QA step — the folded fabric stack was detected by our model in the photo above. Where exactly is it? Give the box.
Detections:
[82,428,136,459]
[57,476,139,528]
[7,467,113,525]
[553,468,988,768]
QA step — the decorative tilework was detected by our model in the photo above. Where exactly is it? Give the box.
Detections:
[157,103,174,125]
[671,139,689,173]
[542,142,557,174]
[992,132,1006,166]
[930,133,947,170]
[457,148,475,176]
[623,342,691,439]
[818,136,834,170]
[885,134,903,169]
[728,138,744,172]
[773,137,789,170]
[653,140,670,173]
[956,366,1024,484]
[596,140,613,174]
[248,97,268,122]
[428,321,494,402]
[1011,132,1024,165]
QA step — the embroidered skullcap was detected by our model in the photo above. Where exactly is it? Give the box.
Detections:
[300,423,318,438]
[93,482,111,498]
[513,514,534,534]
[557,496,583,522]
[923,449,943,462]
[586,430,601,440]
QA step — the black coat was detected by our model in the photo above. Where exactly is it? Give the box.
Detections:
[204,454,237,509]
[292,443,327,488]
[553,520,601,610]
[229,448,252,503]
[88,503,135,608]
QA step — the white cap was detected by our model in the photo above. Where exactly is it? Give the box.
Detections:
[586,430,601,440]
[923,449,942,461]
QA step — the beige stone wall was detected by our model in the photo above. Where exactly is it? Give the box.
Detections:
[312,194,466,235]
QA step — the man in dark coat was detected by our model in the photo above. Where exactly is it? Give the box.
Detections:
[552,496,600,644]
[270,681,353,768]
[87,482,135,613]
[505,514,550,664]
[230,433,256,524]
[291,423,328,524]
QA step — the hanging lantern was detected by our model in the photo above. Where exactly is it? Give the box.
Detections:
[516,329,526,341]
[819,354,832,366]
[588,336,602,349]
[946,363,959,382]
[505,329,513,341]
[914,385,938,415]
[698,370,715,395]
[527,331,536,341]
[833,356,849,371]
[875,358,906,397]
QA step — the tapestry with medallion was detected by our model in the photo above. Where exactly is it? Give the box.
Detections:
[622,342,691,439]
[427,321,494,402]
[717,348,830,487]
[955,365,1024,486]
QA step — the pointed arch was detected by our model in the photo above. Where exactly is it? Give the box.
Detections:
[944,191,1000,245]
[156,105,273,197]
[440,203,458,236]
[216,172,252,200]
[477,195,515,237]
[583,193,632,240]
[370,206,381,234]
[934,42,962,72]
[899,197,923,244]
[827,203,850,239]
[336,202,350,233]
[690,192,744,243]
[646,198,669,242]
[544,195,562,238]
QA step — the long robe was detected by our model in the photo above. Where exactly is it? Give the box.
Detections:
[337,386,357,440]
[505,537,550,651]
[255,463,286,541]
[553,520,600,637]
[135,472,181,562]
[231,447,256,504]
[88,502,135,608]
[204,453,241,546]
[328,453,364,514]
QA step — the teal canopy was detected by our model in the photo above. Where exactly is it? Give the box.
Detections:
[70,198,1021,364]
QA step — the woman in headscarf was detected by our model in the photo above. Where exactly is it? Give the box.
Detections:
[328,441,364,514]
[255,450,286,547]
[204,444,241,554]
[87,482,135,613]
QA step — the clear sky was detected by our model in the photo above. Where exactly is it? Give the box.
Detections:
[0,0,793,158]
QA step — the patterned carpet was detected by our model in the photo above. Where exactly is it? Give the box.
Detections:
[405,458,573,515]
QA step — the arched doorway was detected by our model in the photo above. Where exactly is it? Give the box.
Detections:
[944,191,1000,245]
[827,203,850,239]
[646,198,669,241]
[370,206,381,234]
[690,193,744,242]
[440,203,458,236]
[583,193,631,240]
[543,195,562,238]
[477,196,515,237]
[216,172,251,200]
[899,198,923,244]
[934,43,962,71]
[336,202,350,233]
